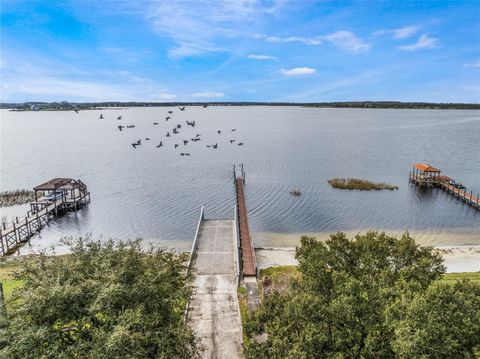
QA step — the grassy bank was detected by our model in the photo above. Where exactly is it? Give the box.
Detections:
[259,266,480,293]
[328,178,398,190]
[0,189,34,207]
[0,259,25,301]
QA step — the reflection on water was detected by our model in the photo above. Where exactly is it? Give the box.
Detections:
[1,107,479,253]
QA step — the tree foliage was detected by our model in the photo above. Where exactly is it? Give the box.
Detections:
[245,232,480,358]
[0,238,198,359]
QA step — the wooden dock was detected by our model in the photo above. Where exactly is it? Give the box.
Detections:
[234,165,257,277]
[0,178,90,256]
[409,163,479,210]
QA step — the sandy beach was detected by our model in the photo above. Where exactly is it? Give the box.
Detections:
[256,246,480,273]
[255,230,480,273]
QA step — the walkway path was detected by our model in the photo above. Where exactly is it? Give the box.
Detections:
[188,219,244,359]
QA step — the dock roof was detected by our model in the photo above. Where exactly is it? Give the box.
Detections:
[34,178,75,190]
[414,163,441,172]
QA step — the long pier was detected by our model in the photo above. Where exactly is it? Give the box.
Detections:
[0,178,90,256]
[234,165,257,277]
[409,164,479,210]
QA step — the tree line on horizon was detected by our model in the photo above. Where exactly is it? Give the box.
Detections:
[1,101,479,110]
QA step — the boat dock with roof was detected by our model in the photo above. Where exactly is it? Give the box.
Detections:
[0,178,90,256]
[409,163,479,210]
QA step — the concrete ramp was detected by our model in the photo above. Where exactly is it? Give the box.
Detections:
[188,219,244,359]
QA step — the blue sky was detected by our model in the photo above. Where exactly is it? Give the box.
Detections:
[1,0,479,102]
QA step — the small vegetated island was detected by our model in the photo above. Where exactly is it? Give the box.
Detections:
[328,178,398,190]
[0,190,34,207]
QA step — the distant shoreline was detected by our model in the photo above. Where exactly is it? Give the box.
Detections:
[2,101,480,111]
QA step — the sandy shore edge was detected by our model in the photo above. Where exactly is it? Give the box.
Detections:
[255,246,480,273]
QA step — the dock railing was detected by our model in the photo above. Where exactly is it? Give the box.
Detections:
[233,205,241,286]
[186,205,205,272]
[234,164,258,278]
[183,205,205,326]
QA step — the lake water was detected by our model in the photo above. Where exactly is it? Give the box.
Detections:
[1,107,479,254]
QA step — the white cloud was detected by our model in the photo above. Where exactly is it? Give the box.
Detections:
[0,51,177,102]
[398,34,439,51]
[247,54,278,60]
[463,60,480,68]
[375,25,421,39]
[258,31,370,54]
[100,47,148,63]
[393,25,421,39]
[192,91,225,98]
[157,92,177,100]
[280,67,316,76]
[322,31,371,54]
[145,1,286,58]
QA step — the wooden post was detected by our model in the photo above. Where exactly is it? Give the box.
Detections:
[0,235,5,256]
[0,282,5,315]
[13,222,17,245]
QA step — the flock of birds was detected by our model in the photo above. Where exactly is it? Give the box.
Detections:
[98,106,244,156]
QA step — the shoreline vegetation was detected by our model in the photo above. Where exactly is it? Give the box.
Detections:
[0,189,34,207]
[1,100,480,111]
[0,239,199,358]
[328,178,399,190]
[243,233,480,357]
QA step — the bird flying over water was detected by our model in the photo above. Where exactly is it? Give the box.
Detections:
[179,106,185,111]
[118,125,125,131]
[99,114,104,119]
[166,116,171,121]
[166,131,170,137]
[238,142,244,146]
[173,128,179,134]
[74,109,79,113]
[174,144,179,149]
[156,141,163,148]
[153,122,158,125]
[145,138,150,140]
[231,129,236,132]
[131,139,141,148]
[183,140,188,146]
[117,116,122,120]
[186,120,195,127]
[168,110,173,114]
[176,124,182,129]
[230,139,235,143]
[212,143,219,149]
[217,130,222,135]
